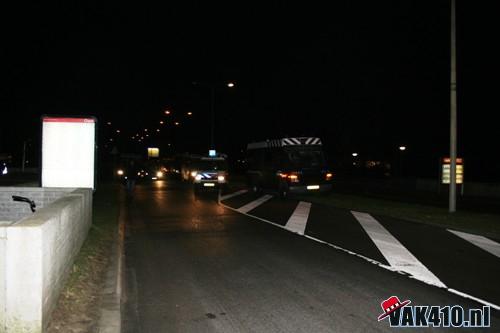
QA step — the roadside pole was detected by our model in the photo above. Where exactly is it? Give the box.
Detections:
[449,0,457,213]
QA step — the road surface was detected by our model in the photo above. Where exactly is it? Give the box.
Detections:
[122,179,499,332]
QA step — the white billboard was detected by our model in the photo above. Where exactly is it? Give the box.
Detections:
[42,116,96,188]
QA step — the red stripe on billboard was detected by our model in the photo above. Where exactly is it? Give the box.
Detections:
[42,117,95,123]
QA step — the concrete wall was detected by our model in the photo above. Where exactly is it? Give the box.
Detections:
[0,188,92,333]
[0,188,74,222]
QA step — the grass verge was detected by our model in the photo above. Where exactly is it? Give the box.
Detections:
[47,183,120,333]
[296,192,500,240]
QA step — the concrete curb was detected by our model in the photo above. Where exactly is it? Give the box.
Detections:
[97,202,125,333]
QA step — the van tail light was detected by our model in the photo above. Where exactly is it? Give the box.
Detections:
[278,172,300,183]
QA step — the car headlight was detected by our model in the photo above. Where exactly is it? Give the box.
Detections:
[156,171,163,178]
[195,174,202,181]
[217,175,225,182]
[191,171,198,177]
[117,169,124,176]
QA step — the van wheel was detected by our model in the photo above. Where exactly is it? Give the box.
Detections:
[252,184,261,194]
[250,178,261,193]
[278,185,289,199]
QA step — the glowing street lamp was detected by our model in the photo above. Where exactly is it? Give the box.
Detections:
[399,146,407,151]
[352,153,358,157]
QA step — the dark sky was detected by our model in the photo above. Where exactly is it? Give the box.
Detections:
[0,1,498,180]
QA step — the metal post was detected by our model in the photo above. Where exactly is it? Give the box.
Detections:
[210,85,215,150]
[21,140,27,173]
[449,0,457,213]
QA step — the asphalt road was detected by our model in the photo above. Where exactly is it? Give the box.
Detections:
[122,179,499,332]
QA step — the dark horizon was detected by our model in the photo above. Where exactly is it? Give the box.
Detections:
[1,1,498,181]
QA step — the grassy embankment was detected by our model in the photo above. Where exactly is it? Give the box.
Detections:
[47,183,120,332]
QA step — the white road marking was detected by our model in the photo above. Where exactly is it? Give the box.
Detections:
[351,211,447,288]
[220,202,500,311]
[285,201,311,235]
[448,229,500,259]
[219,189,248,201]
[236,195,273,214]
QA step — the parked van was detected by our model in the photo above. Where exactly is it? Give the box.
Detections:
[245,137,332,197]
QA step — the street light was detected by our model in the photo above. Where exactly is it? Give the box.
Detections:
[399,146,406,151]
[193,80,235,150]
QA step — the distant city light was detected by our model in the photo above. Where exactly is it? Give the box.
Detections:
[399,146,407,151]
[352,153,358,157]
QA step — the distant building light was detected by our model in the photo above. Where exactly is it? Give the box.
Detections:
[352,153,358,157]
[148,147,160,158]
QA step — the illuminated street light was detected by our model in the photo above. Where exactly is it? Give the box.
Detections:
[174,122,180,126]
[160,121,164,125]
[399,146,407,151]
[164,110,171,115]
[107,122,112,125]
[352,153,358,157]
[187,112,193,116]
[227,82,235,88]
[144,128,148,132]
[116,129,120,133]
[156,129,160,132]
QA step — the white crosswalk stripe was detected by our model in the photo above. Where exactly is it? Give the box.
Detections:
[285,201,311,235]
[448,229,500,259]
[351,211,447,288]
[219,189,248,201]
[237,195,273,214]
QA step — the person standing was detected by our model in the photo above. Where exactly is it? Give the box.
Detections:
[125,160,139,196]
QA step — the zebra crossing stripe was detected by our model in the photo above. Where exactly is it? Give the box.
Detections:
[448,229,500,259]
[237,195,273,214]
[351,211,447,288]
[219,189,248,201]
[285,201,311,235]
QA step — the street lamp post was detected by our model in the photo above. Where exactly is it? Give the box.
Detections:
[194,81,235,151]
[210,85,216,149]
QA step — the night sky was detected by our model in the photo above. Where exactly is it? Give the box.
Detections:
[0,1,498,181]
